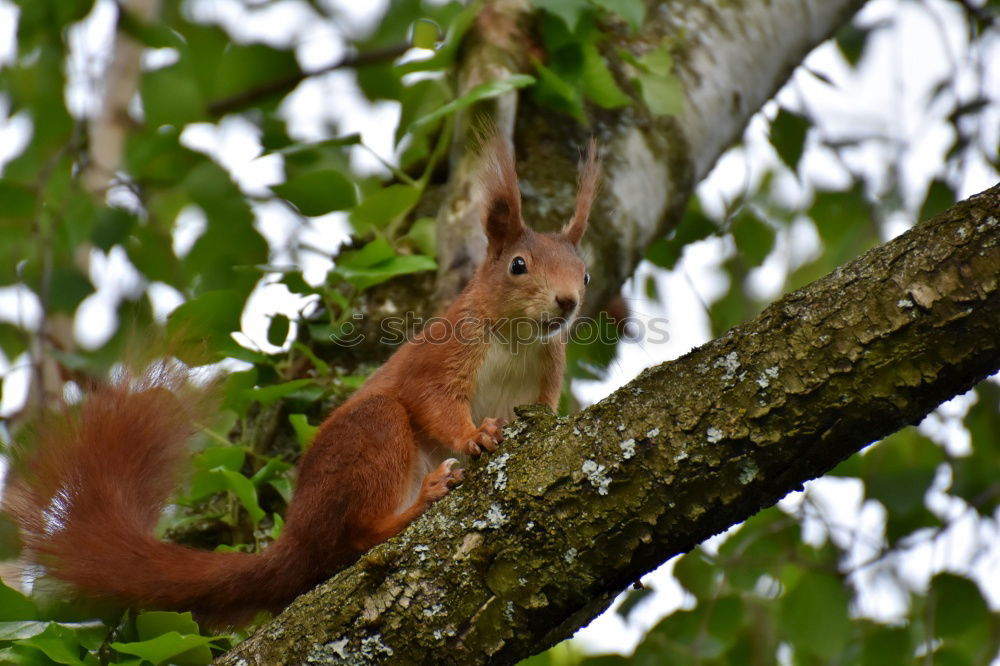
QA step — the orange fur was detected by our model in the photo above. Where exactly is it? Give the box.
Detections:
[5,135,600,627]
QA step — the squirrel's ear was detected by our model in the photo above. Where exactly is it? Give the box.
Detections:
[562,139,600,246]
[479,133,524,258]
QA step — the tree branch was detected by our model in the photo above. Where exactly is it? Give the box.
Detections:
[218,181,1000,663]
[205,43,410,118]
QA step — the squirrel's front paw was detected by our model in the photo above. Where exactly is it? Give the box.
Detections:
[421,458,465,504]
[463,417,505,457]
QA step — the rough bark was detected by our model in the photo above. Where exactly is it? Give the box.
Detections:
[218,181,1000,663]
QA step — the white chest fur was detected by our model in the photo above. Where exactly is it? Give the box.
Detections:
[470,340,546,424]
[397,341,547,515]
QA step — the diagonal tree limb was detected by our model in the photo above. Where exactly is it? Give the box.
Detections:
[218,179,1000,663]
[206,43,410,118]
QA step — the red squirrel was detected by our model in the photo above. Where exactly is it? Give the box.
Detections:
[6,134,600,628]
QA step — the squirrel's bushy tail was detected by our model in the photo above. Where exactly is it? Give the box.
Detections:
[5,364,308,627]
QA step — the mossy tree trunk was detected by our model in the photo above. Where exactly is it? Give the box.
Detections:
[219,181,1000,662]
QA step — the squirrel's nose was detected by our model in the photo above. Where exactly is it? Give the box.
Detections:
[555,295,578,314]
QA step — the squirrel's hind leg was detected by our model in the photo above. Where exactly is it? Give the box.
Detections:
[328,396,461,552]
[350,457,463,551]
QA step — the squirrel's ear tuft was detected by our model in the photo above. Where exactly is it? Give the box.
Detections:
[479,132,524,258]
[563,139,600,245]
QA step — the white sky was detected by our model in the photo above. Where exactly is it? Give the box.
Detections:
[0,0,998,658]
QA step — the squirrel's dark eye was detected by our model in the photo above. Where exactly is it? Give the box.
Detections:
[510,256,527,275]
[584,271,591,286]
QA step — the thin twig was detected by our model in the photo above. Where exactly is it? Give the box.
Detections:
[206,43,410,117]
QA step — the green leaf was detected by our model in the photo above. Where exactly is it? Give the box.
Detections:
[403,217,437,258]
[531,57,585,121]
[188,446,246,500]
[356,60,403,102]
[614,587,654,620]
[111,632,219,665]
[589,0,645,30]
[633,46,683,116]
[0,583,36,621]
[862,627,911,666]
[136,611,201,641]
[930,647,975,666]
[646,204,717,270]
[808,183,873,267]
[194,446,245,473]
[770,108,809,172]
[290,341,330,375]
[348,185,421,234]
[289,413,319,451]
[836,23,870,66]
[46,267,94,314]
[861,428,943,544]
[707,596,744,647]
[272,169,357,216]
[395,4,477,75]
[0,323,28,361]
[188,469,227,501]
[929,573,990,638]
[674,550,715,599]
[280,270,312,296]
[126,126,202,185]
[270,512,285,540]
[919,179,956,221]
[0,180,35,221]
[181,164,267,295]
[249,457,292,487]
[779,572,851,657]
[411,19,440,50]
[266,314,290,347]
[337,237,396,269]
[730,208,775,266]
[951,383,1000,515]
[268,478,294,504]
[717,510,799,590]
[213,43,301,106]
[0,622,52,641]
[221,368,257,414]
[13,630,83,666]
[141,63,206,127]
[644,608,726,659]
[531,0,592,31]
[396,79,449,167]
[336,254,437,291]
[166,290,244,358]
[219,470,265,523]
[243,379,313,406]
[407,74,536,133]
[182,160,253,227]
[90,206,137,251]
[579,42,631,109]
